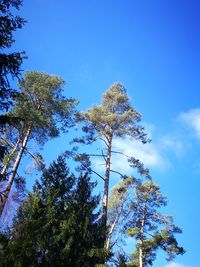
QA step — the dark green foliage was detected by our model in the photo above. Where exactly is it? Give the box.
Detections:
[113,253,128,267]
[0,0,26,111]
[0,155,107,266]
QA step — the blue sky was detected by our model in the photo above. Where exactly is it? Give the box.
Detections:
[11,0,200,266]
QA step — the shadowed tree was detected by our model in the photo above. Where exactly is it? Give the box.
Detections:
[0,0,26,111]
[0,155,108,266]
[0,71,77,216]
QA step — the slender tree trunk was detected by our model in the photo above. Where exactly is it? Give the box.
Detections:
[105,203,124,249]
[0,137,21,178]
[139,245,143,267]
[139,215,145,267]
[0,126,32,217]
[101,134,112,246]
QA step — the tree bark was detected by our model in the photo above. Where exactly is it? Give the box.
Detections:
[0,137,21,178]
[139,215,145,267]
[105,203,124,249]
[0,126,31,217]
[101,134,112,245]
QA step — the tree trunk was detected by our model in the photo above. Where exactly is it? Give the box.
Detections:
[0,126,31,217]
[101,134,112,245]
[139,215,145,267]
[0,137,21,179]
[139,245,143,267]
[105,203,123,249]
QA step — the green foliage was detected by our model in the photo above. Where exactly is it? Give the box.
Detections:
[126,181,185,266]
[10,71,77,143]
[76,82,149,144]
[113,253,128,267]
[0,71,77,217]
[72,82,151,181]
[0,0,26,111]
[108,177,136,210]
[0,155,107,266]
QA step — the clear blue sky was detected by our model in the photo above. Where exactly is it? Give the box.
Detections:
[12,1,200,266]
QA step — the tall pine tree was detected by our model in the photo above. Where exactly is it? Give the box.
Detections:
[73,82,150,245]
[0,71,77,216]
[125,181,185,267]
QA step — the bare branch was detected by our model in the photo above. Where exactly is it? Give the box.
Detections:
[111,150,131,159]
[101,149,107,162]
[89,168,105,181]
[110,169,125,178]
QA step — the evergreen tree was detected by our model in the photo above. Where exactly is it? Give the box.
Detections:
[0,0,26,111]
[0,155,107,266]
[125,181,185,267]
[0,71,77,216]
[73,83,150,239]
[107,177,138,249]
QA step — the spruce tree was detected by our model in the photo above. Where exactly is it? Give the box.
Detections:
[0,155,107,266]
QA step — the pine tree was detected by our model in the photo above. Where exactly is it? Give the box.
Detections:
[107,177,138,249]
[0,71,77,216]
[73,82,150,245]
[125,181,185,267]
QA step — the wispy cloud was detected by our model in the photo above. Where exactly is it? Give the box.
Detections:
[112,138,168,171]
[92,136,169,178]
[93,108,200,176]
[160,134,186,157]
[164,262,189,267]
[92,125,172,177]
[179,108,200,139]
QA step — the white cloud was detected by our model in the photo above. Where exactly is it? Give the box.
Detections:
[92,125,171,177]
[179,108,200,139]
[113,138,166,169]
[93,108,200,176]
[160,135,186,157]
[164,262,189,267]
[94,137,170,177]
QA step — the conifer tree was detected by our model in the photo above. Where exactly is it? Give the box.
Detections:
[73,82,150,241]
[125,181,185,267]
[106,177,137,249]
[0,0,26,111]
[0,155,107,266]
[0,71,77,216]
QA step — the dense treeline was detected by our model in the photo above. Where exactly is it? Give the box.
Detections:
[0,156,107,266]
[0,1,185,266]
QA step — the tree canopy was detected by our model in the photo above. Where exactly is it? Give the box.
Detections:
[0,155,108,266]
[0,0,26,111]
[0,71,77,216]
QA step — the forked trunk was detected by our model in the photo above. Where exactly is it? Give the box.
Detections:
[0,137,21,179]
[0,126,32,217]
[105,203,123,249]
